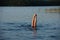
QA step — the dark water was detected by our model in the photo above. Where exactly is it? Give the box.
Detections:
[0,22,60,40]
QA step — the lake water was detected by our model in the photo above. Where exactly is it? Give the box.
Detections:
[0,22,60,40]
[0,7,60,40]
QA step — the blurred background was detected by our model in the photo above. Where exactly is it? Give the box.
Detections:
[0,0,60,6]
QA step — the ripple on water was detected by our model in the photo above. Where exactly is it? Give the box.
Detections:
[0,22,60,40]
[50,35,56,38]
[0,39,5,40]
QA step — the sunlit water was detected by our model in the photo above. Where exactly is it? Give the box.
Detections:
[0,22,60,40]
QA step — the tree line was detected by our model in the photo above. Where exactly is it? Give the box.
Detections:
[0,0,60,6]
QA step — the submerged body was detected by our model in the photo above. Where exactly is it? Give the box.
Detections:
[32,14,37,30]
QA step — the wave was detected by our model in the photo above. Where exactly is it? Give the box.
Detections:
[0,22,58,31]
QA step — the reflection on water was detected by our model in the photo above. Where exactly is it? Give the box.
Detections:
[0,22,60,40]
[32,29,37,40]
